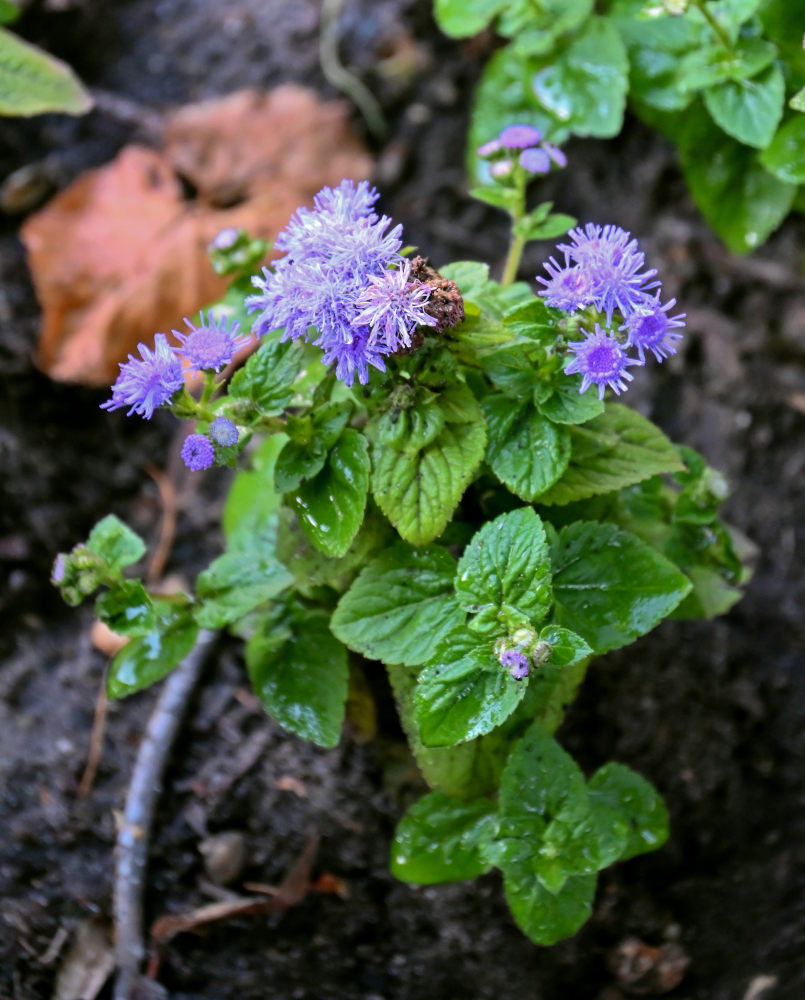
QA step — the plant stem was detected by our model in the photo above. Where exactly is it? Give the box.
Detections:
[500,173,528,288]
[694,0,732,50]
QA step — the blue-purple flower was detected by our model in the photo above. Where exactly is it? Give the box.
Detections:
[352,260,437,352]
[181,433,215,471]
[246,179,418,387]
[101,333,184,419]
[623,294,686,362]
[499,648,529,680]
[173,311,251,374]
[498,124,543,149]
[565,324,643,400]
[209,416,239,447]
[520,148,551,174]
[537,256,592,312]
[558,224,658,321]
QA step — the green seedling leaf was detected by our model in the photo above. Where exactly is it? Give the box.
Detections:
[760,114,805,183]
[87,515,146,573]
[433,0,506,38]
[107,615,198,698]
[589,762,669,861]
[469,185,522,213]
[331,542,463,667]
[274,399,352,493]
[95,580,155,637]
[512,211,576,242]
[677,37,778,92]
[415,628,528,747]
[537,403,683,505]
[703,64,785,149]
[455,507,553,627]
[246,605,348,748]
[484,395,571,502]
[502,866,597,946]
[0,27,92,116]
[289,428,369,557]
[391,791,497,884]
[551,520,692,653]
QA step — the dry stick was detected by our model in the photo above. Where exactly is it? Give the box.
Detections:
[77,675,109,800]
[113,630,215,1000]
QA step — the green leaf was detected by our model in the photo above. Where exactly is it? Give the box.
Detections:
[703,64,785,149]
[469,185,521,212]
[455,507,552,627]
[370,392,486,546]
[536,374,605,425]
[484,395,571,502]
[482,343,549,398]
[551,521,692,653]
[415,629,528,746]
[222,435,285,538]
[331,542,463,667]
[502,867,597,946]
[107,616,198,699]
[531,17,629,138]
[87,515,146,573]
[497,0,593,41]
[760,115,805,183]
[433,0,506,37]
[95,580,155,637]
[537,403,684,505]
[195,512,292,628]
[274,400,352,493]
[387,662,511,799]
[391,791,497,884]
[439,260,490,298]
[677,37,778,92]
[289,429,369,557]
[790,86,805,112]
[0,28,92,116]
[228,338,304,416]
[677,103,796,253]
[246,606,348,748]
[0,2,20,26]
[512,212,576,242]
[589,762,669,861]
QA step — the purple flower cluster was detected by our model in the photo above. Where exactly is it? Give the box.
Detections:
[102,314,250,420]
[537,224,685,400]
[499,648,529,681]
[246,180,436,387]
[478,123,566,177]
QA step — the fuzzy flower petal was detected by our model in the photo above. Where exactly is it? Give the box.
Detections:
[499,648,529,680]
[181,433,215,471]
[623,294,686,362]
[559,223,658,321]
[352,260,437,352]
[499,123,542,149]
[565,324,643,400]
[537,255,593,312]
[209,416,239,447]
[520,148,551,174]
[173,311,251,374]
[101,333,184,419]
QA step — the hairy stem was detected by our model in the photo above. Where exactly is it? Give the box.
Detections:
[694,0,732,50]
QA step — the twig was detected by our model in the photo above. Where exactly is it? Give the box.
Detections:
[77,674,109,800]
[113,631,215,1000]
[144,464,178,586]
[319,0,387,139]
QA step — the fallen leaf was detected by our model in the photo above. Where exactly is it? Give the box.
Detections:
[22,86,372,386]
[53,920,115,1000]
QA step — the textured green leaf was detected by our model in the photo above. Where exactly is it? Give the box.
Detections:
[455,507,552,627]
[371,394,486,545]
[415,629,528,746]
[538,404,683,505]
[433,0,506,37]
[95,581,155,637]
[678,104,795,253]
[0,28,91,116]
[589,762,669,861]
[760,115,805,183]
[497,0,593,41]
[531,17,629,138]
[228,338,304,416]
[551,521,692,653]
[502,866,597,945]
[387,663,511,799]
[107,617,198,699]
[274,400,352,493]
[391,791,497,884]
[703,64,784,149]
[331,543,463,667]
[482,344,548,398]
[246,606,348,748]
[677,37,778,92]
[484,395,571,502]
[195,512,292,628]
[469,185,521,212]
[289,429,369,557]
[222,435,285,538]
[87,515,146,573]
[536,373,605,425]
[439,260,490,298]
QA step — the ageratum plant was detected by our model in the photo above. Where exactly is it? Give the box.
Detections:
[440,0,805,253]
[54,139,750,946]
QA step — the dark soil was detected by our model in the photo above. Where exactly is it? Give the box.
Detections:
[2,1,805,999]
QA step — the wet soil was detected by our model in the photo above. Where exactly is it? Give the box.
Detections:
[1,1,805,998]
